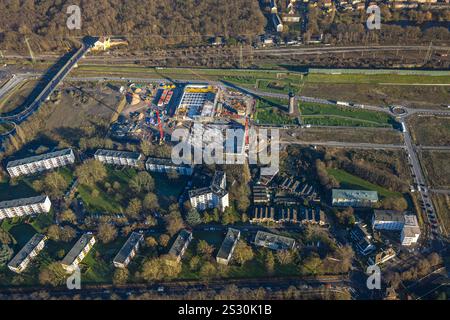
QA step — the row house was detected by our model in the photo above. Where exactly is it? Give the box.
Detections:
[94,149,143,167]
[61,233,96,273]
[6,149,75,177]
[0,195,52,221]
[8,234,47,273]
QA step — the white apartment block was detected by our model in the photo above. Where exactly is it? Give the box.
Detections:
[6,149,75,178]
[94,149,143,167]
[113,232,144,268]
[8,234,47,273]
[145,157,194,176]
[189,171,229,212]
[0,195,52,221]
[216,228,240,265]
[61,233,96,273]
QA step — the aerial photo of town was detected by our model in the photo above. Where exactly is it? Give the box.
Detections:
[0,0,449,307]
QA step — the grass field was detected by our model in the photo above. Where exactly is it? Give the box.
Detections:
[299,102,394,127]
[254,97,297,125]
[327,168,403,198]
[408,116,450,146]
[301,83,450,109]
[420,151,450,188]
[307,74,450,85]
[432,194,450,237]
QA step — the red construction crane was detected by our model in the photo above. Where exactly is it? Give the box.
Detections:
[156,110,164,145]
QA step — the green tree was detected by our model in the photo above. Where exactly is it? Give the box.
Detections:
[186,208,202,226]
[0,245,13,266]
[126,198,142,219]
[75,159,107,187]
[233,240,254,265]
[276,250,294,265]
[113,268,129,285]
[265,251,275,275]
[140,257,182,281]
[59,209,77,224]
[0,230,11,245]
[164,211,185,236]
[43,171,68,198]
[97,223,118,244]
[199,261,217,279]
[129,172,155,193]
[143,192,159,211]
[39,262,66,287]
[197,240,215,257]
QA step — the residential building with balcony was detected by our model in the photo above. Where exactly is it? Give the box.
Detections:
[0,195,52,221]
[8,234,47,273]
[61,233,96,273]
[113,232,144,268]
[94,149,143,167]
[216,228,240,265]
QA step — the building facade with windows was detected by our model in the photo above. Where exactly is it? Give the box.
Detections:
[216,228,240,265]
[145,157,194,175]
[61,233,96,273]
[0,195,52,221]
[94,149,143,167]
[113,232,144,268]
[372,210,405,230]
[6,149,75,177]
[189,171,229,212]
[8,234,47,273]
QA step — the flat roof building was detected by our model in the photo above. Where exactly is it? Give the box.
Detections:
[254,231,296,251]
[332,189,378,207]
[372,210,405,231]
[61,233,96,273]
[189,171,229,212]
[216,228,240,265]
[8,234,47,273]
[113,232,144,268]
[94,149,143,167]
[168,229,192,262]
[6,148,75,178]
[0,195,51,221]
[145,157,194,176]
[350,223,375,255]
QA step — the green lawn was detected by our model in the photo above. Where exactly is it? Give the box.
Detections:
[254,98,297,125]
[307,74,450,85]
[299,102,394,127]
[327,168,402,198]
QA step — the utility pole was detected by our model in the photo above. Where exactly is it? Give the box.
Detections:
[24,37,35,64]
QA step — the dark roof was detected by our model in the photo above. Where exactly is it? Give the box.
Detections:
[61,233,94,266]
[189,171,227,198]
[0,195,48,210]
[217,228,240,260]
[8,234,46,269]
[254,231,295,250]
[95,149,142,160]
[168,230,192,257]
[7,149,73,168]
[113,232,143,265]
[373,210,405,223]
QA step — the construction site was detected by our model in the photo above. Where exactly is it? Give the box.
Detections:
[109,81,256,146]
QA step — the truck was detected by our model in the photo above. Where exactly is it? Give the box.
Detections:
[336,101,350,107]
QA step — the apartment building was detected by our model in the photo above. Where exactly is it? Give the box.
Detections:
[216,228,240,265]
[61,233,96,273]
[145,157,194,176]
[251,206,326,226]
[372,210,405,230]
[6,149,75,177]
[350,223,375,255]
[0,195,52,221]
[8,234,47,273]
[113,232,144,268]
[189,171,229,212]
[332,189,378,207]
[168,229,192,262]
[94,149,143,167]
[254,231,296,251]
